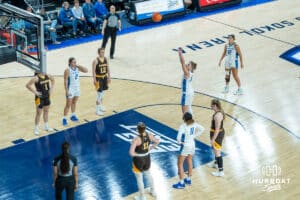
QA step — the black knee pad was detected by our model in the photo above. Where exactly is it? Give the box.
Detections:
[225,76,230,83]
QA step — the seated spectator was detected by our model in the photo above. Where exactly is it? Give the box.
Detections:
[72,0,87,36]
[83,0,102,33]
[10,18,25,32]
[59,1,78,37]
[10,18,26,50]
[39,8,61,44]
[24,6,37,44]
[94,0,108,20]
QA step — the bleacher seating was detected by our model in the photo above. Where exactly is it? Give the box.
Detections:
[3,0,131,44]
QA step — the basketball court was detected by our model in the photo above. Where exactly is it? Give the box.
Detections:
[0,0,300,199]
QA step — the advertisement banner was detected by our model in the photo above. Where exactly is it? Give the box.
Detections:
[135,0,185,21]
[199,0,231,7]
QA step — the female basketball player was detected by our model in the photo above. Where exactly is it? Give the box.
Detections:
[92,48,111,116]
[26,72,55,135]
[62,57,88,126]
[178,47,197,115]
[218,34,244,95]
[173,112,205,189]
[209,99,225,177]
[129,122,160,200]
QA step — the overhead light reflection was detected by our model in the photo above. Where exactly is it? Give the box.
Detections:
[106,171,123,200]
[232,125,259,170]
[151,161,171,200]
[252,121,275,158]
[225,135,243,174]
[78,174,99,200]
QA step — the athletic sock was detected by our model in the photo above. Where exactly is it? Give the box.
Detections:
[216,156,223,171]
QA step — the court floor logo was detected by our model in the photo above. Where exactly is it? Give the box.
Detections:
[252,164,291,192]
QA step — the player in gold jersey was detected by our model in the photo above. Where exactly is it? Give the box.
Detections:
[92,48,111,115]
[129,122,159,200]
[26,72,55,135]
[209,99,225,177]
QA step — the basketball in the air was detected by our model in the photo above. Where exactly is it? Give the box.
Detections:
[152,12,162,22]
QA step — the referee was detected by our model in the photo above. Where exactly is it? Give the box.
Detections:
[53,142,78,200]
[101,5,121,59]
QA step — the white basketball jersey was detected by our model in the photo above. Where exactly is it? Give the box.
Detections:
[182,71,194,95]
[68,67,80,89]
[177,123,205,147]
[225,43,238,64]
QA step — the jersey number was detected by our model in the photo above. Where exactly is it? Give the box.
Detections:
[44,84,48,91]
[190,127,195,135]
[143,142,149,150]
[100,67,107,74]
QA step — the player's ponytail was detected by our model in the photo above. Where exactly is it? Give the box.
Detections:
[211,99,225,120]
[137,122,146,136]
[60,142,70,174]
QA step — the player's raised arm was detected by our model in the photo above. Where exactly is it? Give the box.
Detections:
[77,65,88,73]
[178,48,189,76]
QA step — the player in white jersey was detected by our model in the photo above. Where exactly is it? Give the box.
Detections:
[62,57,88,126]
[178,48,197,115]
[173,112,205,189]
[218,34,244,95]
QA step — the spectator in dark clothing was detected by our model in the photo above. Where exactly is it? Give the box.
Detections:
[59,1,78,37]
[101,5,121,59]
[83,0,102,33]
